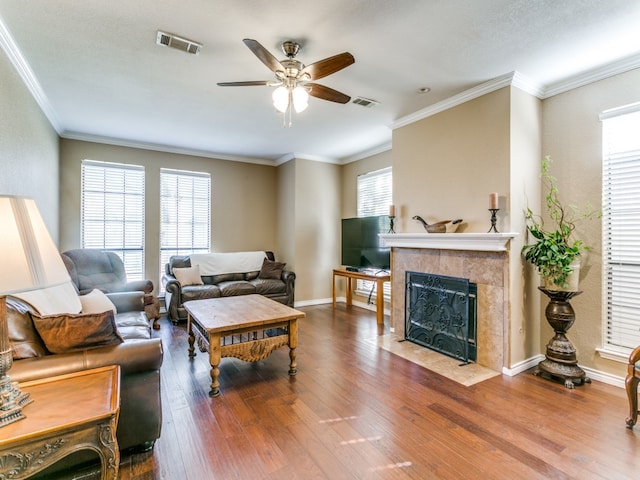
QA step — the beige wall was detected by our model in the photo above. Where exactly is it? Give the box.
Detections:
[542,68,640,377]
[289,158,341,303]
[59,139,278,291]
[0,47,59,239]
[392,88,512,234]
[509,86,543,366]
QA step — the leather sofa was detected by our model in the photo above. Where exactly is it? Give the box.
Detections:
[7,291,163,477]
[61,248,162,329]
[162,251,295,323]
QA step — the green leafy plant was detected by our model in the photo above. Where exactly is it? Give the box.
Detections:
[522,156,600,289]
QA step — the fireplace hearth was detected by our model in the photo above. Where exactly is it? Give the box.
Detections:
[405,271,477,364]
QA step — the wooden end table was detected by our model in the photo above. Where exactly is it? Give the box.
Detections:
[332,268,391,324]
[184,295,305,397]
[0,366,121,480]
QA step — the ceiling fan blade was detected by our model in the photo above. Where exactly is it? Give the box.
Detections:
[242,38,284,73]
[307,83,351,104]
[300,52,355,81]
[217,81,272,86]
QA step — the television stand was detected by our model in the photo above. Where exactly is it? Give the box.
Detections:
[332,267,391,325]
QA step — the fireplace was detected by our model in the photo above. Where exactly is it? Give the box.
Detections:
[380,233,517,372]
[405,272,477,363]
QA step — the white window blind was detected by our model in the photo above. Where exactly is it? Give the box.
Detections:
[160,168,211,293]
[602,105,640,353]
[356,167,392,297]
[81,160,145,280]
[357,167,393,217]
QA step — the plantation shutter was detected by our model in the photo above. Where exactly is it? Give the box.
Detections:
[601,105,640,352]
[356,167,392,297]
[81,160,145,280]
[160,168,211,293]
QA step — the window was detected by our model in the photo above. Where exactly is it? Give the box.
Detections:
[601,103,640,356]
[356,167,392,298]
[160,168,211,293]
[81,160,145,280]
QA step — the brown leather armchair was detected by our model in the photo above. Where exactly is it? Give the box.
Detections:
[61,249,161,329]
[626,345,640,428]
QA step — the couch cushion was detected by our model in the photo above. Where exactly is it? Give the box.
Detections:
[250,278,287,296]
[258,257,286,280]
[181,284,222,302]
[80,289,118,315]
[218,280,256,297]
[116,311,152,340]
[7,297,47,359]
[32,310,124,354]
[173,265,204,286]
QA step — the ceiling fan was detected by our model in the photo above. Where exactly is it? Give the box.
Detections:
[217,39,355,123]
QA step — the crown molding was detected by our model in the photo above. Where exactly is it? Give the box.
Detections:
[341,142,392,164]
[61,131,276,166]
[391,72,528,130]
[0,16,61,133]
[543,52,640,99]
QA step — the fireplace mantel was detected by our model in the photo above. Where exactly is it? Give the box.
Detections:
[379,232,518,252]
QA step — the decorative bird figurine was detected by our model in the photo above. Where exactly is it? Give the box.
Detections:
[413,215,463,233]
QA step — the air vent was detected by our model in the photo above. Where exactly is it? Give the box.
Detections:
[156,31,202,55]
[352,97,380,108]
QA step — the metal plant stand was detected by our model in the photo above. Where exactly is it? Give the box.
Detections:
[533,287,590,389]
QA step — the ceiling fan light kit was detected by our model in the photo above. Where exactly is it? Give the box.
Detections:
[218,38,354,126]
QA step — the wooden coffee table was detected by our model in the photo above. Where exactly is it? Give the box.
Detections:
[0,366,120,480]
[184,295,305,396]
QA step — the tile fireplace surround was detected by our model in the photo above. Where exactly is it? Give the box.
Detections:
[380,233,517,372]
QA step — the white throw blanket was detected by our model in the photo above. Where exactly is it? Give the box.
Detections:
[13,280,82,315]
[189,251,267,276]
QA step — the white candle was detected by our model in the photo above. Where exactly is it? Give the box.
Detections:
[489,193,499,210]
[389,205,396,217]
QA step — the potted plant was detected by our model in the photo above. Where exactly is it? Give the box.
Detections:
[522,156,600,290]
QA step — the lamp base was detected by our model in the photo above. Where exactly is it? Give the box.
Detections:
[0,375,32,427]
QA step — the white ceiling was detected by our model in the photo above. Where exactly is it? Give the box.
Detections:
[1,0,640,164]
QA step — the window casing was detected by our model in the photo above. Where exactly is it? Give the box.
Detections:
[81,160,145,280]
[160,168,211,293]
[601,103,640,356]
[356,167,392,298]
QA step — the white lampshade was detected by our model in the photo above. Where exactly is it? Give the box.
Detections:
[0,196,70,295]
[292,86,309,113]
[272,86,289,113]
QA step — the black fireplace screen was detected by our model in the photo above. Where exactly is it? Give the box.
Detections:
[405,271,477,364]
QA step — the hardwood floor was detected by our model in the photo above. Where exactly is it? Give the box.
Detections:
[59,304,637,479]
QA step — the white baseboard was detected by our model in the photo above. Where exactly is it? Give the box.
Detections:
[502,355,544,376]
[502,355,625,389]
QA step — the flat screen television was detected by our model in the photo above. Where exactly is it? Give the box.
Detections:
[341,215,390,270]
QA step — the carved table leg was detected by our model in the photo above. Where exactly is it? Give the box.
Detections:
[187,314,195,358]
[98,421,120,480]
[288,319,298,375]
[208,333,222,396]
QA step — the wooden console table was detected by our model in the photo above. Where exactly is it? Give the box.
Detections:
[0,366,121,480]
[332,268,391,325]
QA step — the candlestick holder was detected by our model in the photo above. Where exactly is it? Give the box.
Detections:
[488,209,499,233]
[388,215,396,233]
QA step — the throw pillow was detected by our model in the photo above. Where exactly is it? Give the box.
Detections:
[258,258,286,280]
[32,310,124,354]
[80,289,118,315]
[173,265,204,286]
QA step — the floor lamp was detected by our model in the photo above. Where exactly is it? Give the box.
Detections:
[0,195,71,427]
